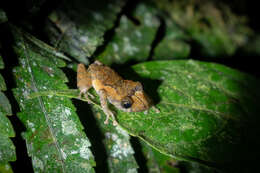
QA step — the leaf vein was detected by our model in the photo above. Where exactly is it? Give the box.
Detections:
[22,36,66,172]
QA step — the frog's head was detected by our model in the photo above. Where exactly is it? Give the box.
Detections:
[119,82,151,112]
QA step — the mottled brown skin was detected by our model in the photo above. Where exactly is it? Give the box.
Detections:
[77,61,156,125]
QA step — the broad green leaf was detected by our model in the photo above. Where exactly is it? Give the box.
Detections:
[45,0,125,64]
[11,26,95,172]
[153,19,190,60]
[92,108,138,173]
[0,9,7,24]
[0,55,16,165]
[98,3,160,65]
[141,139,213,173]
[153,0,252,57]
[115,60,260,168]
[141,140,180,173]
[0,163,13,173]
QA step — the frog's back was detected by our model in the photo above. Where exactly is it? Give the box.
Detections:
[88,61,122,86]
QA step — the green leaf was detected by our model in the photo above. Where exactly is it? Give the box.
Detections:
[0,134,16,164]
[0,49,6,90]
[0,9,8,24]
[0,163,13,173]
[153,0,252,57]
[45,0,125,64]
[153,19,190,60]
[20,29,72,62]
[91,108,138,173]
[29,89,139,172]
[0,106,16,164]
[0,56,16,165]
[116,60,260,167]
[0,74,6,91]
[141,140,180,173]
[0,92,11,115]
[98,2,160,65]
[11,26,95,172]
[141,139,214,173]
[0,52,4,69]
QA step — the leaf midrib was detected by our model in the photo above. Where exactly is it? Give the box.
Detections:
[22,36,66,172]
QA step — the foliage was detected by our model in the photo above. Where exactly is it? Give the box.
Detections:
[152,19,190,60]
[0,8,8,24]
[153,0,252,57]
[0,44,16,173]
[97,2,160,65]
[45,0,125,64]
[28,60,260,170]
[0,0,259,173]
[11,26,95,172]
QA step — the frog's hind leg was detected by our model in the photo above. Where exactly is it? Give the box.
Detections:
[77,63,94,103]
[98,89,118,126]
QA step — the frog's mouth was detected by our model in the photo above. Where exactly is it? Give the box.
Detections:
[131,91,150,112]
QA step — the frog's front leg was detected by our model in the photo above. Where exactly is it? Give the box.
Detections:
[98,89,118,126]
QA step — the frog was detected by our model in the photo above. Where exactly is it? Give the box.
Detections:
[77,61,159,126]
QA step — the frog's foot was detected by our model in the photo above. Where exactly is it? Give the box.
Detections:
[87,92,95,99]
[84,93,95,104]
[104,110,118,126]
[152,106,160,113]
[78,89,84,99]
[112,120,118,126]
[78,89,94,104]
[94,60,103,65]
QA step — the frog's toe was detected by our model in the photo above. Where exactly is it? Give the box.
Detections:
[87,92,95,99]
[83,93,94,104]
[113,120,118,126]
[94,60,102,65]
[104,119,109,124]
[153,106,160,113]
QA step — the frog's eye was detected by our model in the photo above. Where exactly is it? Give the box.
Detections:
[122,102,132,108]
[121,97,133,109]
